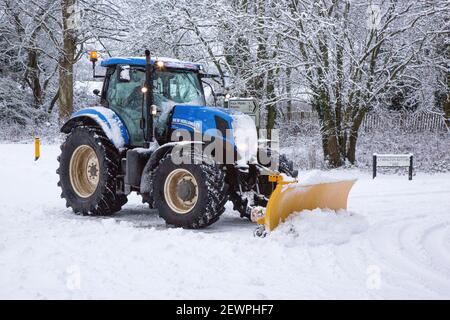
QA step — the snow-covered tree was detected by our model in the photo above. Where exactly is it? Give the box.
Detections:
[271,0,448,166]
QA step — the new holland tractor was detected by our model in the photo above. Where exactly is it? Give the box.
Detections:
[58,50,355,233]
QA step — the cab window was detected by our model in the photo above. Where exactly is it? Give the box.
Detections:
[106,67,145,146]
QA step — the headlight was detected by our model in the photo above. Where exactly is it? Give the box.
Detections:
[236,141,249,153]
[232,114,258,166]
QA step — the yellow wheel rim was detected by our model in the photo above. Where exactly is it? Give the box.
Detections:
[163,169,198,214]
[69,145,100,198]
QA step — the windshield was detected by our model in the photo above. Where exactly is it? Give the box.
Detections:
[152,70,206,139]
[106,68,205,109]
[154,70,205,106]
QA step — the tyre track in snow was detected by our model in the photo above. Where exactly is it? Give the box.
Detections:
[417,221,450,278]
[322,175,450,299]
[366,217,450,298]
[421,222,450,275]
[351,177,450,299]
[1,144,450,299]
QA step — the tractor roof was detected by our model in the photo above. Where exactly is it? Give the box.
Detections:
[100,57,202,71]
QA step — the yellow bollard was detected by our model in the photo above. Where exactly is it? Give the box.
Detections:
[34,137,40,161]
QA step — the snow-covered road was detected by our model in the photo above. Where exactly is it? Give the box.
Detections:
[1,144,449,299]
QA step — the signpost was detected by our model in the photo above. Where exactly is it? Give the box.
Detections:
[373,153,413,180]
[226,98,260,128]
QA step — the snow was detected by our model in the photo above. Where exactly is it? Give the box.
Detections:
[232,114,258,166]
[1,144,450,299]
[373,153,414,157]
[271,210,369,246]
[280,170,356,194]
[296,169,355,185]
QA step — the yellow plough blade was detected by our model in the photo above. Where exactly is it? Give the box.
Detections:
[258,178,357,231]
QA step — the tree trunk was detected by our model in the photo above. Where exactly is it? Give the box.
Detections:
[58,0,76,122]
[48,88,60,114]
[266,104,276,139]
[266,66,277,138]
[346,111,365,164]
[335,42,345,157]
[321,123,342,167]
[286,67,292,121]
[444,72,450,129]
[444,94,450,129]
[315,90,342,168]
[27,48,43,107]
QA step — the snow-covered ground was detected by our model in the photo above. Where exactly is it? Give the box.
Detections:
[1,144,449,299]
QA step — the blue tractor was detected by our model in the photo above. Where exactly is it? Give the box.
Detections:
[57,50,296,229]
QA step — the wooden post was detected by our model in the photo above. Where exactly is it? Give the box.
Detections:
[409,155,413,181]
[373,154,377,179]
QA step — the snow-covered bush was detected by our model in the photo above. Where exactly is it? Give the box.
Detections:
[356,131,450,174]
[0,80,101,144]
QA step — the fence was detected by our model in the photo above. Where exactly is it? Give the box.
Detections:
[277,110,448,133]
[362,111,448,132]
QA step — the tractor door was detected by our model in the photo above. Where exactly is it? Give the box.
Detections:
[104,65,146,146]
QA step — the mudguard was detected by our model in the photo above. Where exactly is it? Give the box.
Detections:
[61,107,129,149]
[139,141,205,195]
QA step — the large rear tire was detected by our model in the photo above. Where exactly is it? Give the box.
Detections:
[57,126,127,215]
[152,154,228,228]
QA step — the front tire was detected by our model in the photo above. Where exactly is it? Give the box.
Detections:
[57,126,127,215]
[152,154,228,228]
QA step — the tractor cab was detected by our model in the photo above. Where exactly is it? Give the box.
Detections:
[96,56,207,146]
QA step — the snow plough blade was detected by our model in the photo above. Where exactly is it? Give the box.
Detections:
[257,177,356,231]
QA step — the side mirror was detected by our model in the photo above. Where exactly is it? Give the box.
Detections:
[93,89,100,96]
[118,65,131,82]
[151,104,159,116]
